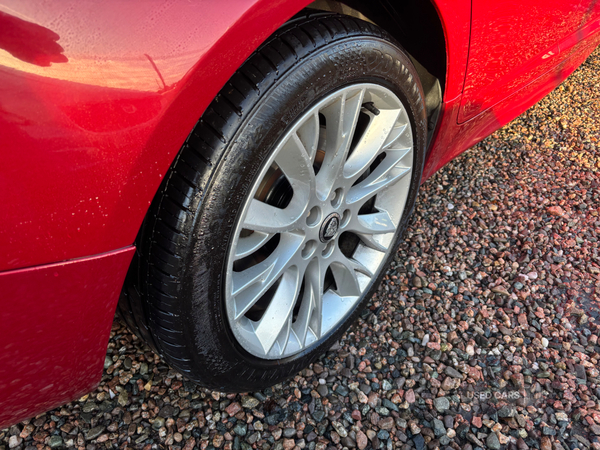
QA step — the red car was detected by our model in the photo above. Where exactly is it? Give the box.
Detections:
[1,0,599,429]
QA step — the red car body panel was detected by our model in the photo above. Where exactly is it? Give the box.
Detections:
[0,247,134,429]
[458,0,590,122]
[0,0,598,429]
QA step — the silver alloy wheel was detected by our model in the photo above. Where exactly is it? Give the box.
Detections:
[225,83,414,359]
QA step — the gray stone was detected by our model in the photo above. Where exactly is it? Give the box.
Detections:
[341,437,356,448]
[82,403,98,413]
[445,367,463,379]
[376,406,390,416]
[443,415,454,429]
[86,426,105,440]
[432,419,446,438]
[233,423,247,436]
[574,364,587,383]
[152,416,165,430]
[486,432,500,450]
[382,399,398,412]
[283,428,296,438]
[99,400,113,412]
[317,385,328,397]
[247,432,260,444]
[8,436,22,449]
[542,426,556,436]
[241,396,260,409]
[48,436,64,448]
[413,434,425,450]
[466,433,484,447]
[312,410,325,422]
[395,378,406,390]
[497,405,516,418]
[433,397,450,413]
[574,434,591,447]
[377,430,389,440]
[335,385,349,397]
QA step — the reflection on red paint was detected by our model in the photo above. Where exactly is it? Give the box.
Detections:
[0,11,67,66]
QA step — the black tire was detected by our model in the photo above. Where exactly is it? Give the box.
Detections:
[119,12,427,391]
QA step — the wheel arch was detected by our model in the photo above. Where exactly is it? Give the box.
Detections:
[119,0,469,255]
[307,0,447,93]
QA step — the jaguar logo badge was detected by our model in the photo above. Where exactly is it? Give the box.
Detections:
[320,213,341,242]
[324,217,339,238]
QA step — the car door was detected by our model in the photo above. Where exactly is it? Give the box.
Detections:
[459,0,587,122]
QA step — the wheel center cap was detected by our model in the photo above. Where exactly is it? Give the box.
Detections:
[319,212,341,243]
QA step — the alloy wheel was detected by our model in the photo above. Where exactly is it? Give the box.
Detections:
[225,83,414,359]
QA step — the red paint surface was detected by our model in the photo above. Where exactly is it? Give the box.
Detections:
[0,0,314,273]
[0,247,134,430]
[458,0,587,122]
[429,0,471,102]
[0,0,599,429]
[423,5,600,180]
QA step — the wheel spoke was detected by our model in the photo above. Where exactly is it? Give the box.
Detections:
[316,88,365,198]
[235,231,273,259]
[292,258,326,346]
[231,232,304,319]
[344,210,396,253]
[343,108,402,182]
[243,198,301,234]
[253,266,302,355]
[352,232,388,252]
[345,148,412,206]
[382,122,409,150]
[356,210,397,234]
[296,112,320,163]
[275,133,315,197]
[329,250,366,297]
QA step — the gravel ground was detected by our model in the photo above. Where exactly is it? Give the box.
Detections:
[2,47,600,450]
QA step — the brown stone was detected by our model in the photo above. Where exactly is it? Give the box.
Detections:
[356,431,368,450]
[183,438,196,450]
[378,417,394,430]
[370,412,380,426]
[225,402,242,417]
[441,376,460,391]
[540,436,552,450]
[547,206,565,216]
